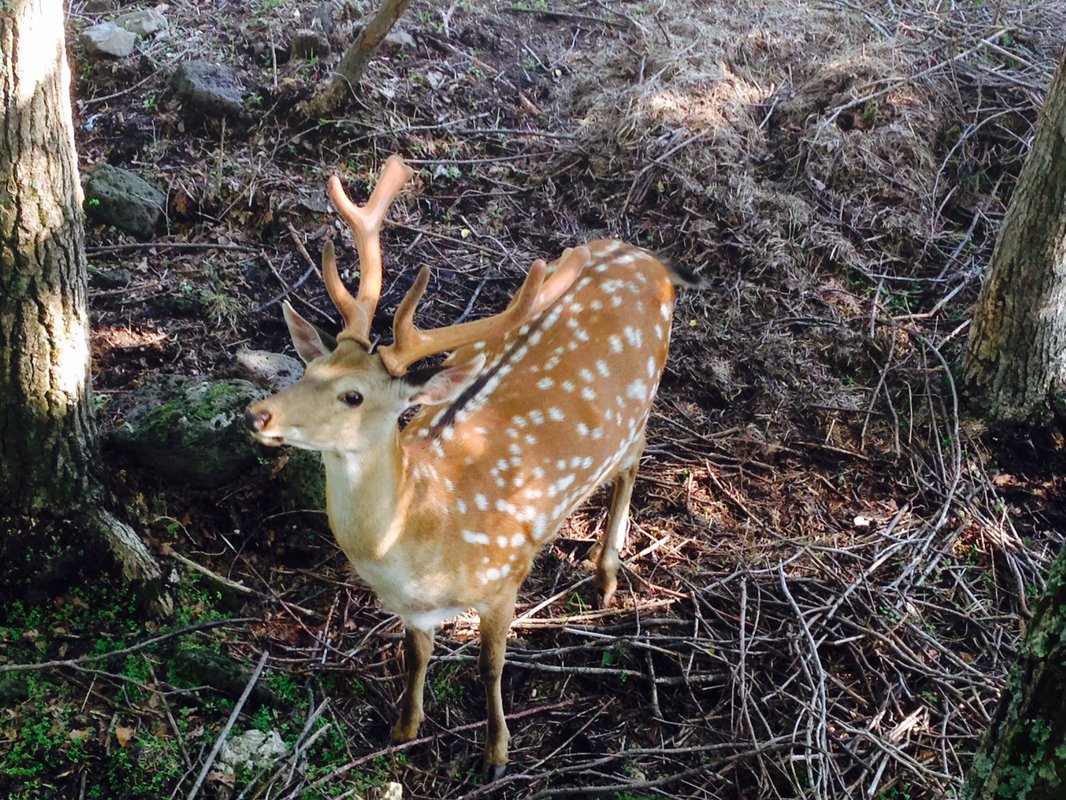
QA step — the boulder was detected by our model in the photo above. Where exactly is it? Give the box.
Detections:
[220,730,288,771]
[111,375,267,488]
[276,448,326,513]
[88,266,132,290]
[290,28,331,60]
[83,164,165,240]
[384,28,416,49]
[236,348,304,391]
[115,9,168,36]
[312,1,335,36]
[80,21,137,58]
[170,61,247,117]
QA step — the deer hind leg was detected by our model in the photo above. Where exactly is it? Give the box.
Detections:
[477,588,518,780]
[593,432,646,608]
[392,626,433,742]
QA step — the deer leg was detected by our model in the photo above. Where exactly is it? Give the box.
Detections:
[478,591,517,780]
[594,433,646,608]
[391,626,433,742]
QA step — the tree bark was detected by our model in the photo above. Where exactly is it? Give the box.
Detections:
[963,547,1066,799]
[0,0,96,512]
[301,0,414,117]
[962,46,1066,425]
[1,0,171,615]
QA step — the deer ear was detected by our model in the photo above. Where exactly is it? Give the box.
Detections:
[283,302,333,363]
[405,354,486,407]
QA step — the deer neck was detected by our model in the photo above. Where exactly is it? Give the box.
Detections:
[321,431,409,563]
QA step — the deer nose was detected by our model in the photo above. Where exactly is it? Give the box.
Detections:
[246,407,272,432]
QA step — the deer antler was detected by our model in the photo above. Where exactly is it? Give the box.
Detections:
[324,155,414,348]
[378,246,590,376]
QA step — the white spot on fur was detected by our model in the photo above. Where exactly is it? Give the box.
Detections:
[533,515,549,539]
[463,530,490,545]
[626,380,648,401]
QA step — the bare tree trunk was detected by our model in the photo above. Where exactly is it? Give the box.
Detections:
[0,0,96,511]
[301,0,414,117]
[1,0,170,614]
[962,46,1066,426]
[963,547,1066,799]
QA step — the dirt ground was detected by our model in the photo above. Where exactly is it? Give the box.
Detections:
[4,0,1066,798]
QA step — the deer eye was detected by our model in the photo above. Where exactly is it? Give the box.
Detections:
[339,390,364,407]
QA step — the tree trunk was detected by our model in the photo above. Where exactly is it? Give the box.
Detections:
[962,46,1066,426]
[0,0,96,512]
[1,0,171,615]
[963,547,1066,799]
[301,0,414,117]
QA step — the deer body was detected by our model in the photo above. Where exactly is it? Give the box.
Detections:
[247,157,680,776]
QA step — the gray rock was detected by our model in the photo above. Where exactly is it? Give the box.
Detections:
[80,21,137,58]
[170,61,247,117]
[115,9,168,36]
[312,2,335,36]
[220,730,287,770]
[83,163,165,240]
[236,348,304,391]
[89,267,133,290]
[290,28,331,60]
[111,375,267,488]
[155,291,207,317]
[384,28,416,49]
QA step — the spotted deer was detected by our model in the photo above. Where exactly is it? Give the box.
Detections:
[246,155,691,776]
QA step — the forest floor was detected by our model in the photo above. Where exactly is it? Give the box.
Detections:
[3,0,1066,798]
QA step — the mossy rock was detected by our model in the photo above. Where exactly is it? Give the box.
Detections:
[83,163,165,239]
[112,375,267,488]
[276,448,326,513]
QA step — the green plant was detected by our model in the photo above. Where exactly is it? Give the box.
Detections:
[430,662,465,702]
[565,591,591,614]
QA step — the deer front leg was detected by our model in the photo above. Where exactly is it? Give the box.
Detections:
[392,626,433,742]
[478,591,517,780]
[593,434,645,607]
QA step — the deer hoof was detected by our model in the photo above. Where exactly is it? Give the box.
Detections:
[482,760,508,782]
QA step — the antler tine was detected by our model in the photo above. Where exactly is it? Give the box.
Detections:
[325,155,414,346]
[378,246,590,376]
[529,245,589,316]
